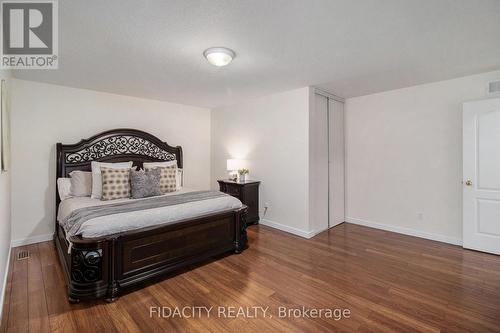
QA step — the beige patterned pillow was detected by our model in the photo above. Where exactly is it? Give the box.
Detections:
[144,165,177,193]
[100,167,131,200]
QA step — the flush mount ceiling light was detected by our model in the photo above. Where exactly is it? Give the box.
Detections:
[203,47,236,67]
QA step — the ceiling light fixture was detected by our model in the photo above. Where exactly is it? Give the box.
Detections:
[203,47,236,67]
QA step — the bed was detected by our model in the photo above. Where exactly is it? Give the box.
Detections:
[54,129,248,303]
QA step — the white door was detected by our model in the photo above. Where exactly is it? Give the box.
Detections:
[310,93,329,232]
[463,98,500,255]
[328,99,345,228]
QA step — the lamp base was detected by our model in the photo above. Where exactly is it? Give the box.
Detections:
[228,171,237,181]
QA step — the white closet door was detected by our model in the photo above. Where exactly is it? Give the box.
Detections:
[328,99,345,227]
[463,98,500,254]
[311,94,329,232]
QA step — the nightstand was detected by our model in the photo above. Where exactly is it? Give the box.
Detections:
[218,179,260,225]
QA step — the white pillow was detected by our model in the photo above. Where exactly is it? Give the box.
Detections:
[142,161,177,168]
[143,161,182,190]
[57,178,72,201]
[91,161,133,199]
[176,168,183,190]
[69,170,92,197]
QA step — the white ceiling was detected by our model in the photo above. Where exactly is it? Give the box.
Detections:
[14,0,500,108]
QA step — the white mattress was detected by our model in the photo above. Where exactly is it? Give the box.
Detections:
[58,188,242,238]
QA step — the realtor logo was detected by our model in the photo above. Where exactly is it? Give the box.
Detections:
[1,0,58,69]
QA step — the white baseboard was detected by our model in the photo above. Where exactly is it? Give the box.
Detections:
[260,219,317,239]
[346,217,462,246]
[11,233,53,247]
[0,246,12,324]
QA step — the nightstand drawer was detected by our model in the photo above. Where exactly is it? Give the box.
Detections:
[218,179,260,225]
[225,185,241,198]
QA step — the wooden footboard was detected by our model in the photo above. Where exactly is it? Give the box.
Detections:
[54,206,248,302]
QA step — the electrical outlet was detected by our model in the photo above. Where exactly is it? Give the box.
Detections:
[417,212,423,221]
[263,202,270,218]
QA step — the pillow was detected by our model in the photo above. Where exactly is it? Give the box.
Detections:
[57,178,72,201]
[100,167,132,201]
[91,161,133,199]
[144,164,177,193]
[143,160,182,190]
[176,169,183,190]
[69,171,92,197]
[130,168,162,199]
[142,160,177,168]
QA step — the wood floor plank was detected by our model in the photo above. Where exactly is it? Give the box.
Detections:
[38,241,79,333]
[1,223,500,332]
[6,246,29,333]
[0,250,14,333]
[102,301,142,333]
[27,244,50,333]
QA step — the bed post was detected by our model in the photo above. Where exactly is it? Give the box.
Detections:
[234,206,248,253]
[55,143,63,238]
[67,241,106,303]
[106,238,119,302]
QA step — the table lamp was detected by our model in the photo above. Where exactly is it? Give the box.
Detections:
[227,159,245,181]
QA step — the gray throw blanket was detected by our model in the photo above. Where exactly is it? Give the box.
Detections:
[61,190,228,238]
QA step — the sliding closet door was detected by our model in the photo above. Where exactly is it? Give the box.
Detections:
[328,99,345,227]
[310,94,329,232]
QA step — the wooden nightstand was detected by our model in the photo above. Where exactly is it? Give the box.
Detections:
[218,179,260,225]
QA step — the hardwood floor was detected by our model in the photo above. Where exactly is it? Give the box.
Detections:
[1,223,500,332]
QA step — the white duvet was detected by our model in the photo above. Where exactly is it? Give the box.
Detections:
[57,188,242,238]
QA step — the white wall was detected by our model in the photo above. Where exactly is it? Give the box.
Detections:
[0,70,11,322]
[10,79,211,244]
[211,87,312,236]
[345,70,500,244]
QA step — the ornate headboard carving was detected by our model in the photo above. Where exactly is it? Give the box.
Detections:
[64,135,177,164]
[56,128,183,209]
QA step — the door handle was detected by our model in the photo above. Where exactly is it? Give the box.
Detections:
[465,180,473,186]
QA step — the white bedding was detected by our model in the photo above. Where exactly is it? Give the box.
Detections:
[58,188,242,238]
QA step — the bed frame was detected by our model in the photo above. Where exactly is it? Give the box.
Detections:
[54,129,247,303]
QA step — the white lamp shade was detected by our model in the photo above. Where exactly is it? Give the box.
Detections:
[227,159,246,171]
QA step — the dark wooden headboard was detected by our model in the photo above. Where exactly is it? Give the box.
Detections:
[56,128,182,209]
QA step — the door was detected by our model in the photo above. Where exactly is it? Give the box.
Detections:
[463,98,500,255]
[310,93,345,231]
[310,94,329,232]
[328,99,345,227]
